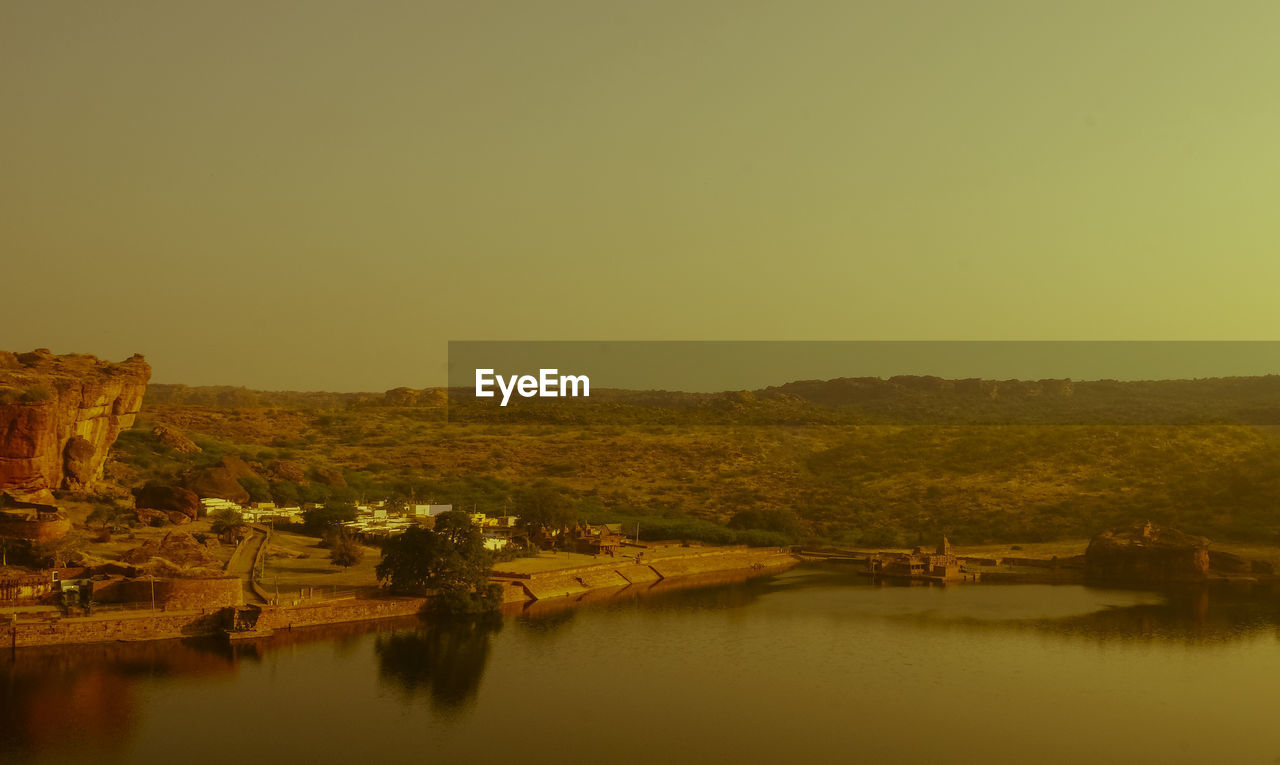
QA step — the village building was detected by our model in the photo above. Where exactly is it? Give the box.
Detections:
[567,523,627,556]
[869,537,963,581]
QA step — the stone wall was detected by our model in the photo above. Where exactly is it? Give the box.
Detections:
[495,547,799,602]
[6,609,226,648]
[255,596,427,631]
[0,511,71,541]
[91,577,244,610]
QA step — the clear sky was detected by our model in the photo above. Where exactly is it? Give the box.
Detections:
[3,1,1279,390]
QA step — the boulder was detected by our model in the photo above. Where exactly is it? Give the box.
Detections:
[151,424,201,454]
[183,467,251,504]
[268,459,307,484]
[1085,522,1210,584]
[62,436,98,490]
[120,531,219,568]
[134,508,169,526]
[219,455,259,481]
[133,483,202,519]
[314,466,347,488]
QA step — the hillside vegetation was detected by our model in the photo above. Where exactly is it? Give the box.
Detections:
[110,377,1280,547]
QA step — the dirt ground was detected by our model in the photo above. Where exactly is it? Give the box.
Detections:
[259,528,382,593]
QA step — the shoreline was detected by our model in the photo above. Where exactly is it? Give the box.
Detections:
[5,545,802,649]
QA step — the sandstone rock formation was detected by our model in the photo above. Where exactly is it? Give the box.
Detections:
[151,424,201,454]
[384,387,420,406]
[267,459,307,484]
[314,466,347,487]
[183,463,251,504]
[132,482,202,520]
[1085,522,1210,584]
[0,349,150,503]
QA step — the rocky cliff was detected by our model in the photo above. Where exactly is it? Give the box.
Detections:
[0,349,150,503]
[1085,521,1210,584]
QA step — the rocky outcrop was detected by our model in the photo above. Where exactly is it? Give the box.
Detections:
[183,465,250,504]
[1085,522,1210,584]
[152,424,201,454]
[0,349,150,503]
[313,466,347,488]
[133,482,202,520]
[180,455,264,504]
[267,459,307,484]
[121,531,219,570]
[384,387,420,406]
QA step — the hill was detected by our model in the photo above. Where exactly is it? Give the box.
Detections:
[101,375,1280,547]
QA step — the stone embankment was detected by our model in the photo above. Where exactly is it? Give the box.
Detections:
[493,546,799,604]
[5,546,799,648]
[5,592,428,649]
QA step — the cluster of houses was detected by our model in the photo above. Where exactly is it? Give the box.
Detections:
[196,496,635,557]
[867,537,963,581]
[340,502,520,551]
[201,497,304,525]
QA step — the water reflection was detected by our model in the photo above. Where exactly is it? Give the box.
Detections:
[6,568,1280,764]
[510,568,788,631]
[783,564,1280,645]
[373,614,502,712]
[0,637,234,759]
[1044,583,1280,643]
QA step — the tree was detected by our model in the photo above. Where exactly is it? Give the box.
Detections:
[514,485,576,534]
[87,503,133,533]
[209,508,245,539]
[32,536,80,568]
[376,511,500,613]
[727,508,803,540]
[303,500,357,533]
[237,476,271,503]
[270,480,300,507]
[329,530,365,569]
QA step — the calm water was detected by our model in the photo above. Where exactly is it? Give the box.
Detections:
[6,566,1280,765]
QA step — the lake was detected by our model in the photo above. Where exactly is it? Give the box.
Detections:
[4,565,1280,765]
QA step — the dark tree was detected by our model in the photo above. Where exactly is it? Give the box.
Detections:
[329,530,365,569]
[237,476,272,503]
[209,508,246,539]
[270,480,300,507]
[376,511,500,613]
[513,485,576,533]
[727,508,803,539]
[303,501,357,532]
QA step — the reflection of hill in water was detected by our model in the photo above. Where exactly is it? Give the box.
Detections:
[1042,584,1280,643]
[850,579,1280,645]
[0,637,236,757]
[5,569,1276,761]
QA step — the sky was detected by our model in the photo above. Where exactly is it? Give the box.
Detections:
[3,1,1279,390]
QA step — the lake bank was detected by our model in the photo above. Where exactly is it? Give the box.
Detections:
[9,567,1280,765]
[5,544,800,648]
